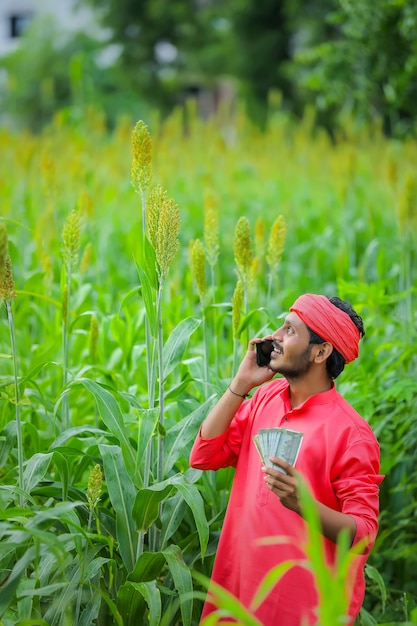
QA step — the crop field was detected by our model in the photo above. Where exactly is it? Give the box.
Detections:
[0,103,416,625]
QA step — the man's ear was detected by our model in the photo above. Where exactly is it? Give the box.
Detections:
[313,342,333,363]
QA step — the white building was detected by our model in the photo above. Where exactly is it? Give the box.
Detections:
[0,0,101,57]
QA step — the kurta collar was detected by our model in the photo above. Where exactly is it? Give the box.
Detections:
[275,378,337,412]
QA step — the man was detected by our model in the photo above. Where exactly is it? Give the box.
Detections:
[190,294,383,626]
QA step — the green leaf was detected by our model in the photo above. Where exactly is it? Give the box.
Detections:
[128,545,193,626]
[23,452,53,493]
[136,406,159,482]
[164,372,193,401]
[163,317,201,378]
[194,571,262,626]
[160,492,186,548]
[133,473,208,559]
[250,560,297,611]
[163,396,215,475]
[174,481,208,560]
[0,547,36,616]
[92,585,124,626]
[78,589,102,626]
[13,618,49,626]
[0,506,34,520]
[76,379,137,482]
[99,444,137,572]
[51,450,69,500]
[117,581,147,624]
[132,484,173,533]
[128,580,161,626]
[364,563,387,613]
[128,551,166,583]
[163,544,193,626]
[19,582,68,597]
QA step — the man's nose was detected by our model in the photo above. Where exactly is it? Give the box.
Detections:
[272,327,283,341]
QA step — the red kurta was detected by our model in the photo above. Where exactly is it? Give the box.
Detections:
[190,378,383,626]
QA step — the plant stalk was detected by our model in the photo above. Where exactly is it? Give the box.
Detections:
[62,268,71,429]
[7,300,24,507]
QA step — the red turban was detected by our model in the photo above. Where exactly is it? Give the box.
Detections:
[289,294,361,363]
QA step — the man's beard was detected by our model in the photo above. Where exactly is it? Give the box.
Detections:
[269,344,314,379]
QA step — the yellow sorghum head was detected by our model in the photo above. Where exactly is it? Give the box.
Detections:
[254,217,266,259]
[251,256,261,281]
[90,314,99,363]
[147,185,180,279]
[203,189,219,267]
[190,239,207,300]
[80,241,93,273]
[132,120,152,193]
[77,189,94,218]
[87,463,103,510]
[234,216,253,284]
[232,280,243,340]
[0,257,16,302]
[62,209,81,270]
[266,215,287,271]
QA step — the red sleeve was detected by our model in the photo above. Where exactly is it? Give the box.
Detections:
[332,438,384,553]
[189,398,254,470]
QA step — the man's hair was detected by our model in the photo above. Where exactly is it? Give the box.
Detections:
[307,297,365,379]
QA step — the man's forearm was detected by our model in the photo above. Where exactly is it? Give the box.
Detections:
[200,378,250,438]
[316,502,357,545]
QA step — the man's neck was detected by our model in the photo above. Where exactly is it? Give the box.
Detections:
[287,376,333,409]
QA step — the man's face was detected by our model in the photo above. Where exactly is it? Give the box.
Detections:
[269,312,315,379]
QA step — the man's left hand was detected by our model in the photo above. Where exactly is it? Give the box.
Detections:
[262,457,301,514]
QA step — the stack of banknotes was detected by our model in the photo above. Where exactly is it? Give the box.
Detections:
[253,427,304,473]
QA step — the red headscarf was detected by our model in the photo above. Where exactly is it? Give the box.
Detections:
[289,294,361,363]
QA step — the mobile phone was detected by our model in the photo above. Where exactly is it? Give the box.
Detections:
[256,339,274,367]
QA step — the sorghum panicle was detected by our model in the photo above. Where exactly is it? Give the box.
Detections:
[132,120,152,193]
[90,314,99,363]
[62,209,81,270]
[266,215,287,271]
[234,216,253,284]
[204,189,219,267]
[0,257,16,302]
[254,217,266,259]
[80,242,93,273]
[87,463,103,510]
[77,189,94,218]
[190,239,207,300]
[147,185,180,278]
[232,280,243,340]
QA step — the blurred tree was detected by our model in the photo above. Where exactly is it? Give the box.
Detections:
[2,0,417,136]
[294,0,417,136]
[0,13,150,130]
[84,0,231,115]
[228,0,293,126]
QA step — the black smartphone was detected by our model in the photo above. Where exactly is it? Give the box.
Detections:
[256,339,274,367]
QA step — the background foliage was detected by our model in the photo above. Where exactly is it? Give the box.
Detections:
[0,100,416,624]
[1,0,417,135]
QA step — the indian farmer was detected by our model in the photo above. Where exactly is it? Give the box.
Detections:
[190,294,383,626]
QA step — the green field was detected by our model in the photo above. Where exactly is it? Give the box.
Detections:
[1,104,416,625]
